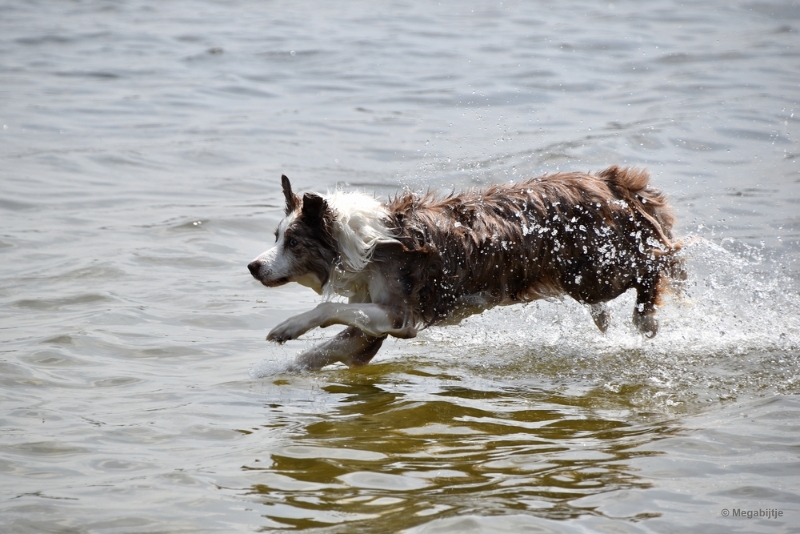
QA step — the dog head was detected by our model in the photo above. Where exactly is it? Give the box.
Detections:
[247,175,337,294]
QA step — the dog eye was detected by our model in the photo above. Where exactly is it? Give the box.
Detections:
[287,238,298,248]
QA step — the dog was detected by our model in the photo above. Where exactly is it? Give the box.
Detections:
[248,166,683,370]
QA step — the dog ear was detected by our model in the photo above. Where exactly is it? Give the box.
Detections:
[301,193,328,222]
[281,175,299,215]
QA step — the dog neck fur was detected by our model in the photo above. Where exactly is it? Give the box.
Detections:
[322,190,398,299]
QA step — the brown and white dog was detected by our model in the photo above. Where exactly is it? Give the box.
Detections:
[248,166,683,370]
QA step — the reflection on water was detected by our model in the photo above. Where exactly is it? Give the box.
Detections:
[244,369,675,530]
[231,365,800,532]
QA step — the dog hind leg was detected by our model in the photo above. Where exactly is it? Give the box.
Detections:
[589,303,611,333]
[632,276,660,338]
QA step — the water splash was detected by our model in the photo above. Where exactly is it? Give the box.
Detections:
[417,237,800,407]
[251,238,799,408]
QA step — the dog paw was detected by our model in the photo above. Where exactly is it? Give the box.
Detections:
[266,331,288,344]
[632,311,658,338]
[267,319,310,343]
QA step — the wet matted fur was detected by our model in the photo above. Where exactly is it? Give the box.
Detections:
[248,167,684,370]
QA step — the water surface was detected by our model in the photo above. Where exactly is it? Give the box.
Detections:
[1,0,799,532]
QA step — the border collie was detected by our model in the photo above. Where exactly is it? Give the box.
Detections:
[248,166,683,370]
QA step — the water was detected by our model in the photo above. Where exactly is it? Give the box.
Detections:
[1,0,799,532]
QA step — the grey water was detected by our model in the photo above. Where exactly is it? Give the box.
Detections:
[1,0,799,532]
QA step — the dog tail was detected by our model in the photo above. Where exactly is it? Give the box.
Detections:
[598,165,686,283]
[598,165,676,243]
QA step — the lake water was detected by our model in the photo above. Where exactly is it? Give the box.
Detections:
[1,0,799,532]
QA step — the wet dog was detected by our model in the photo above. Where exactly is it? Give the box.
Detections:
[248,167,683,370]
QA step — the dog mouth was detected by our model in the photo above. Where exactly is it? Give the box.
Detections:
[248,261,290,288]
[261,277,290,288]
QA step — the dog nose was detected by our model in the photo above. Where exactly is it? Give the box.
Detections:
[247,261,261,278]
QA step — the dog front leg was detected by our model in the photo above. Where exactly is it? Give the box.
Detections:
[267,306,327,343]
[268,302,416,342]
[290,326,386,370]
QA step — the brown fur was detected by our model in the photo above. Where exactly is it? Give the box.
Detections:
[376,166,682,333]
